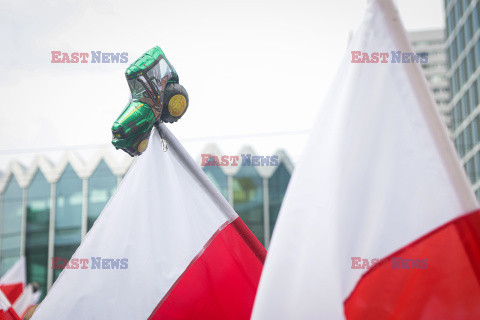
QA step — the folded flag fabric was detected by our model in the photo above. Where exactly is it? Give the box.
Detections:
[12,284,36,319]
[32,124,266,320]
[0,290,20,320]
[0,257,26,311]
[252,0,480,319]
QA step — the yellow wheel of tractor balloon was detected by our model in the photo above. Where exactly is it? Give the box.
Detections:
[161,83,189,123]
[168,94,187,117]
[137,139,149,153]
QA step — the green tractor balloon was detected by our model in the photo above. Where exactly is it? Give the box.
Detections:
[112,46,189,156]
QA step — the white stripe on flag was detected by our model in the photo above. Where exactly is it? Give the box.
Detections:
[32,126,238,319]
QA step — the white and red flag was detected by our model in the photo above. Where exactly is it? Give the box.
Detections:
[0,256,38,318]
[0,290,20,320]
[0,257,25,309]
[252,0,480,319]
[12,284,37,319]
[32,124,266,319]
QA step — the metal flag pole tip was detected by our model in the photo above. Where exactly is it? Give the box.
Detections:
[158,124,169,152]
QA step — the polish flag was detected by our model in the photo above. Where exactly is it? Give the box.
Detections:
[0,257,38,318]
[0,257,26,306]
[32,124,266,319]
[12,284,36,319]
[252,0,480,319]
[0,290,20,320]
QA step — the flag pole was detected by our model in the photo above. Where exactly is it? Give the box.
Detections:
[154,122,238,221]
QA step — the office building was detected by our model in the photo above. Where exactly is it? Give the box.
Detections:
[445,0,480,197]
[409,29,451,127]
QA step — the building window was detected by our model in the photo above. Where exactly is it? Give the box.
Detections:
[26,171,50,300]
[453,37,459,65]
[467,50,474,79]
[462,95,469,119]
[455,0,463,23]
[203,165,229,200]
[465,121,473,151]
[473,80,479,109]
[462,129,468,156]
[454,69,460,94]
[470,86,477,112]
[456,132,465,157]
[476,42,480,72]
[466,158,475,184]
[87,160,116,231]
[466,13,473,41]
[453,2,458,25]
[268,164,291,238]
[0,177,22,275]
[474,3,480,31]
[477,76,480,106]
[471,115,479,147]
[453,102,461,129]
[53,165,82,281]
[233,166,264,245]
[472,45,478,73]
[454,135,462,157]
[474,152,480,183]
[448,10,454,34]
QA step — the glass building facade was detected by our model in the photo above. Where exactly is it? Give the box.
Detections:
[409,29,451,128]
[0,178,22,278]
[0,148,292,300]
[445,0,480,198]
[26,171,50,300]
[234,166,265,244]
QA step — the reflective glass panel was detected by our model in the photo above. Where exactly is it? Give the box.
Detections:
[26,171,50,300]
[233,166,264,245]
[53,165,82,281]
[268,164,291,239]
[203,165,229,200]
[87,161,116,231]
[1,177,22,275]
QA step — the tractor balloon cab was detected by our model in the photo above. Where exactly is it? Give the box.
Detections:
[112,46,189,156]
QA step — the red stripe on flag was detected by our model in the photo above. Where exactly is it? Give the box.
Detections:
[0,284,23,305]
[0,308,21,320]
[344,209,480,319]
[149,217,266,320]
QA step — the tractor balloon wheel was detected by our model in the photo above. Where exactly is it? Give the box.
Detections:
[161,83,189,123]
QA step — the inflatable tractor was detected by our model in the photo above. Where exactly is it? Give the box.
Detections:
[112,46,189,156]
